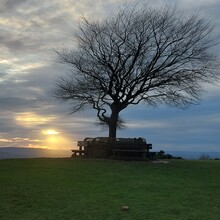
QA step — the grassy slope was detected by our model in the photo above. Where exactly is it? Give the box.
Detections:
[0,158,219,220]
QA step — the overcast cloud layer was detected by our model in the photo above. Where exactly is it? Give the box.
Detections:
[0,0,220,153]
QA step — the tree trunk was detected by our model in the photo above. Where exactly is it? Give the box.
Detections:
[108,122,117,139]
[108,109,119,139]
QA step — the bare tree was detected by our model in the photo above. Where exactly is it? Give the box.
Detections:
[54,5,219,139]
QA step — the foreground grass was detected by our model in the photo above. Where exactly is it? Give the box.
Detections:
[0,158,219,220]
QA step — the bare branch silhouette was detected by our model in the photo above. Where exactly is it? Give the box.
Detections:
[53,5,219,138]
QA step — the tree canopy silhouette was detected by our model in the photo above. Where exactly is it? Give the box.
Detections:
[54,5,219,138]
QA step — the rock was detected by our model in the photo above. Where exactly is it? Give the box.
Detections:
[121,205,129,211]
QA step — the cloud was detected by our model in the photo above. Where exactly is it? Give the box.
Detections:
[0,0,219,152]
[0,0,29,13]
[15,112,57,127]
[179,0,219,8]
[0,138,12,143]
[126,120,168,129]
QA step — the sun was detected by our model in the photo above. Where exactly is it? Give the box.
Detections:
[40,129,74,150]
[41,129,60,135]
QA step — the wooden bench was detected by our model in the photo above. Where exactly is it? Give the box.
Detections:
[72,137,152,160]
[71,146,85,157]
[112,143,152,160]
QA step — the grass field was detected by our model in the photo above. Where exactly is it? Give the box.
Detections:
[0,158,219,220]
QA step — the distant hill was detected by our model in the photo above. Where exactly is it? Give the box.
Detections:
[167,151,220,160]
[0,147,71,159]
[1,147,220,160]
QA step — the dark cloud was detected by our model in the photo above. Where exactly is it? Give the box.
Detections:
[4,40,26,52]
[0,97,35,111]
[0,72,7,78]
[0,0,29,12]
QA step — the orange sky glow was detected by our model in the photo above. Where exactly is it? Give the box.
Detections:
[0,112,77,150]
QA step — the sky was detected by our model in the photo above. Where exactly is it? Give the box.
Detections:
[0,0,220,153]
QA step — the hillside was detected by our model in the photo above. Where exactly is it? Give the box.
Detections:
[0,159,219,220]
[0,147,71,159]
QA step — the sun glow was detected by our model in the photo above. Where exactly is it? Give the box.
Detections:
[14,111,74,150]
[15,112,56,126]
[41,129,60,135]
[41,129,73,150]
